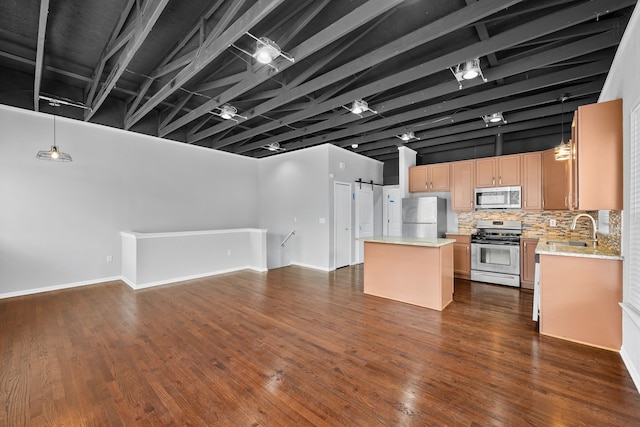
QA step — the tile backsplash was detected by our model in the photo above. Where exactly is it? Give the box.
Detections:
[457,210,621,252]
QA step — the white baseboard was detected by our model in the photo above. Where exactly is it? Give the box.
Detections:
[620,345,640,393]
[124,266,268,290]
[290,262,332,272]
[0,266,271,298]
[0,276,122,300]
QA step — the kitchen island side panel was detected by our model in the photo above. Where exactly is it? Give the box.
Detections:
[363,241,453,311]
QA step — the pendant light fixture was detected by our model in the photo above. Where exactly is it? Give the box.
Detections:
[554,95,571,161]
[344,99,377,117]
[36,106,72,162]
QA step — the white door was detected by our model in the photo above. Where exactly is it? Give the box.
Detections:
[334,182,351,269]
[355,185,374,264]
[383,186,402,236]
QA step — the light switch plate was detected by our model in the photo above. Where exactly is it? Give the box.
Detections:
[550,219,557,227]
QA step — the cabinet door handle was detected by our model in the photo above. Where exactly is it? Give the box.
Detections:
[499,176,502,185]
[466,247,469,255]
[564,196,568,207]
[524,242,527,250]
[524,200,527,208]
[429,182,433,189]
[492,177,495,185]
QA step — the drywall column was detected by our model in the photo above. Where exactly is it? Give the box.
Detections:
[398,145,417,198]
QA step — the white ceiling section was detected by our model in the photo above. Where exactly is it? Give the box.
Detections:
[0,0,636,165]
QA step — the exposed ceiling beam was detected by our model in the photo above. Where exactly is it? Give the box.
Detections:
[357,98,591,157]
[33,0,50,112]
[125,0,226,115]
[211,0,630,150]
[337,77,604,152]
[190,0,526,145]
[125,0,288,129]
[158,0,405,137]
[85,0,170,121]
[234,24,621,154]
[84,0,136,108]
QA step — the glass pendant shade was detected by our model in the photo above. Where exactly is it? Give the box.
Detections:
[554,141,571,161]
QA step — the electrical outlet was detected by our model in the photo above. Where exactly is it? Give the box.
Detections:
[106,255,113,263]
[550,219,557,227]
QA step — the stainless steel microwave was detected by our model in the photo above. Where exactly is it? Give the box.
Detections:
[474,186,521,209]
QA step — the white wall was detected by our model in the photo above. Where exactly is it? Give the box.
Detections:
[0,105,259,296]
[258,144,383,271]
[598,3,640,390]
[327,144,384,268]
[258,145,329,270]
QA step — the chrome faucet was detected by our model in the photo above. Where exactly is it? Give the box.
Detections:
[570,213,598,245]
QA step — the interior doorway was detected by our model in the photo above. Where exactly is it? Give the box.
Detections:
[383,185,402,236]
[334,181,352,269]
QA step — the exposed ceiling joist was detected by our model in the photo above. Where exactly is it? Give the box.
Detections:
[234,13,623,154]
[192,0,527,145]
[33,0,50,112]
[85,0,170,121]
[158,0,406,137]
[124,0,289,129]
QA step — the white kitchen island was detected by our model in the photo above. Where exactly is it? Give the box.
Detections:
[359,236,455,311]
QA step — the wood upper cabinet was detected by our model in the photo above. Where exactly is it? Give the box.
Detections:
[409,166,428,192]
[446,234,471,280]
[570,99,623,210]
[451,160,475,211]
[409,164,450,192]
[521,152,542,210]
[475,154,521,188]
[542,147,570,210]
[520,238,538,289]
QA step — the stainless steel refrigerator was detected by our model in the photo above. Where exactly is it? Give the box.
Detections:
[401,197,447,238]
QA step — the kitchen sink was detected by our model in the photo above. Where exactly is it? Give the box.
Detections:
[546,240,588,247]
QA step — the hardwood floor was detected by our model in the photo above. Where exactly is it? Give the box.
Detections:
[1,265,639,426]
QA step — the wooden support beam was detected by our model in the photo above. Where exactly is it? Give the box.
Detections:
[210,0,627,151]
[33,0,49,112]
[159,93,193,130]
[191,0,525,145]
[86,0,170,121]
[126,0,226,115]
[195,72,246,93]
[85,0,136,108]
[125,0,278,129]
[343,78,604,153]
[159,0,405,137]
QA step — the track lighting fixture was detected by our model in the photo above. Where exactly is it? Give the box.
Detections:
[482,112,506,126]
[232,32,294,71]
[344,99,377,117]
[210,104,246,122]
[396,131,420,142]
[450,58,487,89]
[261,142,286,152]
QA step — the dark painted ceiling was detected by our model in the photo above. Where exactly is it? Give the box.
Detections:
[0,0,636,166]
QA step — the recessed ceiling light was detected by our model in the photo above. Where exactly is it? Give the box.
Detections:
[450,58,487,89]
[345,99,377,116]
[396,131,420,142]
[482,112,506,126]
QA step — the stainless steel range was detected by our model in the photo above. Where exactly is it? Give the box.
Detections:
[470,220,522,287]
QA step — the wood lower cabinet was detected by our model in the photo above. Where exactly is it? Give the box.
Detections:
[540,254,622,350]
[451,160,474,211]
[447,234,471,280]
[522,152,542,210]
[409,164,450,192]
[520,238,538,289]
[475,154,521,188]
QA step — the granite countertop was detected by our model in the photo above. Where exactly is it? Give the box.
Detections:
[358,236,456,247]
[535,239,623,260]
